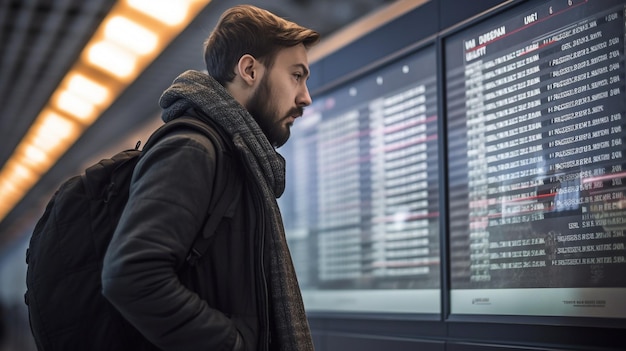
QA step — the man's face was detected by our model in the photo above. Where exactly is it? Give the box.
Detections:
[246,43,312,147]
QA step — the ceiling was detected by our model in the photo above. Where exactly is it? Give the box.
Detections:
[0,0,393,249]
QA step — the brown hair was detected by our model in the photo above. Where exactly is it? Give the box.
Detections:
[204,5,320,85]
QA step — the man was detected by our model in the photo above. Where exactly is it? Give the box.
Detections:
[101,5,320,351]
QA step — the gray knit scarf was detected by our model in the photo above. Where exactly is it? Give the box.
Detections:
[159,70,313,351]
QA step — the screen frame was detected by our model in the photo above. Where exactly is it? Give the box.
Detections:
[282,38,443,319]
[440,0,626,328]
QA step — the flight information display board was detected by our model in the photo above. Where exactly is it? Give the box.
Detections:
[280,47,440,313]
[446,0,626,318]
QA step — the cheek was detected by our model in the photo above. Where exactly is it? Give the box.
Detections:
[266,75,296,116]
[277,82,297,108]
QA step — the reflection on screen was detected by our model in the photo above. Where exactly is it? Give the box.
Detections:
[280,48,440,313]
[446,0,626,318]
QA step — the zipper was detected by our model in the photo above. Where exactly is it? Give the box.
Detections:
[252,184,271,351]
[239,152,273,351]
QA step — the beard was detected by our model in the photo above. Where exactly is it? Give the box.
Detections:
[246,76,293,148]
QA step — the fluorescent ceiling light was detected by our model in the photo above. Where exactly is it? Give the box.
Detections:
[87,41,137,78]
[105,16,158,55]
[56,91,96,122]
[67,74,110,105]
[33,112,77,149]
[127,0,189,26]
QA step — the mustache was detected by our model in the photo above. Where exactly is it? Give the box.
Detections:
[288,106,304,118]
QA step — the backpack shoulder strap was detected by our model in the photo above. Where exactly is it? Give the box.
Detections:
[141,117,241,266]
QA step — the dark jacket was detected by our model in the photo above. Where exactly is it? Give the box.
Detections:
[101,115,266,351]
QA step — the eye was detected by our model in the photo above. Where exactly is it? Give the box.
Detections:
[293,73,303,81]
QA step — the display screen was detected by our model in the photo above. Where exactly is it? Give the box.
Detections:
[446,0,626,318]
[280,47,440,313]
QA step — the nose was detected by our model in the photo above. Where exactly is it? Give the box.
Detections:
[297,83,312,107]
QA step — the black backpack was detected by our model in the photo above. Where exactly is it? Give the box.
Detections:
[24,116,241,351]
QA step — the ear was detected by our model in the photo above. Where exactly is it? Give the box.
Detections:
[236,54,258,86]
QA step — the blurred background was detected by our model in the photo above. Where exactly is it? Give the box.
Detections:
[0,0,397,349]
